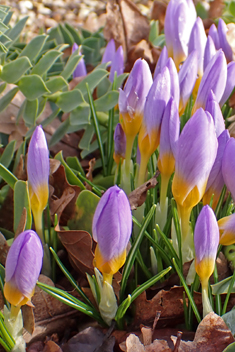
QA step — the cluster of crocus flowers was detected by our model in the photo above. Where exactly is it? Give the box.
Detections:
[72,43,87,78]
[92,185,132,285]
[27,125,50,243]
[101,39,124,83]
[194,205,219,317]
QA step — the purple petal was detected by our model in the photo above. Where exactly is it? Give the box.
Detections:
[203,36,216,72]
[188,17,207,76]
[109,46,124,83]
[222,137,235,201]
[114,123,126,158]
[220,62,235,106]
[194,205,219,264]
[165,58,180,108]
[73,56,87,78]
[154,46,169,79]
[208,24,220,50]
[218,18,233,62]
[101,39,116,66]
[205,90,225,137]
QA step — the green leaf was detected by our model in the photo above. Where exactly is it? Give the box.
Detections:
[49,119,70,147]
[0,20,9,34]
[151,34,165,48]
[6,16,28,41]
[54,151,85,189]
[13,180,32,233]
[64,23,82,44]
[23,99,38,125]
[45,76,68,94]
[66,156,85,176]
[149,20,159,44]
[31,50,63,76]
[60,49,82,80]
[17,75,50,100]
[211,276,234,295]
[79,124,94,150]
[222,342,235,352]
[75,69,108,95]
[0,164,17,189]
[19,35,48,61]
[70,103,90,125]
[94,91,119,112]
[55,89,84,112]
[0,87,19,113]
[0,83,6,94]
[68,190,100,234]
[229,1,235,17]
[59,24,74,45]
[47,26,64,45]
[0,57,32,83]
[0,140,15,168]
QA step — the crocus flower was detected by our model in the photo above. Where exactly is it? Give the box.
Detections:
[203,36,216,72]
[178,50,198,115]
[27,125,49,241]
[220,61,235,106]
[113,123,126,165]
[165,58,180,108]
[154,46,169,79]
[172,108,218,240]
[205,90,225,137]
[188,17,207,80]
[109,45,124,83]
[164,0,197,70]
[194,205,219,317]
[4,230,43,307]
[218,213,235,246]
[222,137,235,202]
[208,24,220,50]
[203,130,230,209]
[138,66,171,185]
[92,185,132,284]
[193,50,227,113]
[101,39,116,66]
[218,18,233,63]
[72,43,87,78]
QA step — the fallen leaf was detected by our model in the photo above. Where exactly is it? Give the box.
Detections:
[171,312,234,352]
[151,1,167,32]
[56,226,94,276]
[128,172,159,210]
[227,23,235,62]
[0,232,9,266]
[15,207,27,238]
[22,305,35,335]
[43,341,63,352]
[208,0,224,19]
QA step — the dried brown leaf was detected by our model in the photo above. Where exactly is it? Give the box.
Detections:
[85,158,96,190]
[128,172,159,210]
[22,305,35,335]
[15,207,27,238]
[171,312,234,352]
[0,232,9,266]
[151,1,167,32]
[208,0,224,18]
[56,226,94,275]
[43,341,63,352]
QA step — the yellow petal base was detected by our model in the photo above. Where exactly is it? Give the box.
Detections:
[4,281,33,307]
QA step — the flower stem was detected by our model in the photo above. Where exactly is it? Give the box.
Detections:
[201,279,213,318]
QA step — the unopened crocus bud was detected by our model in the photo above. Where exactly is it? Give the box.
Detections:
[92,185,132,284]
[27,125,49,241]
[218,18,233,63]
[4,230,43,307]
[188,17,207,79]
[194,205,219,317]
[109,45,124,83]
[113,123,126,164]
[203,36,216,72]
[205,90,225,137]
[220,61,235,106]
[172,108,218,240]
[138,66,171,185]
[218,213,235,246]
[154,46,169,79]
[208,24,220,50]
[101,39,116,66]
[203,130,230,209]
[222,137,235,202]
[72,43,87,78]
[166,58,180,108]
[178,50,198,115]
[164,0,197,69]
[193,50,227,112]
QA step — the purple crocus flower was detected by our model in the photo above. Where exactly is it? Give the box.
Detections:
[101,39,116,66]
[72,43,87,78]
[172,108,218,239]
[222,137,235,202]
[203,130,230,209]
[188,17,207,78]
[208,24,220,50]
[164,0,197,69]
[218,213,235,246]
[109,45,124,83]
[92,185,132,283]
[154,46,169,79]
[205,90,225,137]
[220,61,235,106]
[178,50,198,114]
[27,126,49,231]
[4,230,43,307]
[203,36,216,72]
[165,58,180,108]
[193,50,227,112]
[113,123,126,165]
[218,18,233,63]
[194,205,219,317]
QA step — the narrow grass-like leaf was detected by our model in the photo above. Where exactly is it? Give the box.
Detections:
[120,205,156,302]
[222,268,235,315]
[14,181,31,232]
[171,198,183,270]
[86,83,106,176]
[172,258,201,323]
[0,140,15,168]
[156,224,180,266]
[0,164,17,189]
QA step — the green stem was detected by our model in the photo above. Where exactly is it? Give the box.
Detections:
[201,279,213,318]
